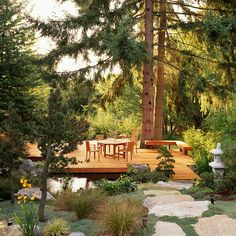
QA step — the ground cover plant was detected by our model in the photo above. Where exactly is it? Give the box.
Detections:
[96,175,134,195]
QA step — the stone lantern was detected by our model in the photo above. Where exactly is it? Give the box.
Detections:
[209,143,225,176]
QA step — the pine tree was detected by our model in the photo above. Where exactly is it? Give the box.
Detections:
[36,82,89,221]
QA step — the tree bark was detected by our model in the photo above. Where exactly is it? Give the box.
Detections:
[9,170,15,204]
[38,144,51,222]
[154,0,167,140]
[141,0,154,147]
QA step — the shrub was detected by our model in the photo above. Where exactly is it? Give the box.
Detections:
[54,189,77,211]
[127,164,167,183]
[0,171,21,200]
[43,218,70,236]
[198,171,215,190]
[97,198,146,236]
[74,189,106,220]
[183,127,218,174]
[181,185,214,199]
[96,175,133,195]
[215,171,236,193]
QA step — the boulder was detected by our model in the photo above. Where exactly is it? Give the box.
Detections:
[127,163,150,174]
[152,221,185,236]
[194,215,236,236]
[69,233,85,236]
[47,178,63,194]
[149,200,210,218]
[16,187,54,200]
[71,177,87,192]
[3,225,21,236]
[19,159,36,175]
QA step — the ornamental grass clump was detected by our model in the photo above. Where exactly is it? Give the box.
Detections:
[74,188,107,220]
[43,218,70,236]
[14,177,38,236]
[54,189,77,211]
[97,197,145,236]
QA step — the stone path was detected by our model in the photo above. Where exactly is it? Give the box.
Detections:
[143,181,236,236]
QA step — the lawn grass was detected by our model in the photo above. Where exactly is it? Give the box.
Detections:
[202,200,236,219]
[136,214,158,236]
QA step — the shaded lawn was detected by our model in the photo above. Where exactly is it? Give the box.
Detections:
[202,200,236,219]
[0,190,147,235]
[0,200,98,235]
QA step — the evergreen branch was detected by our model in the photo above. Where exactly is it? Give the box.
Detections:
[153,43,219,64]
[153,11,202,16]
[159,0,236,13]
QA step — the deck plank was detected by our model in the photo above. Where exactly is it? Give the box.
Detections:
[26,143,199,180]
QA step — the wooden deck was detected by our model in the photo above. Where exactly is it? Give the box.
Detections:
[26,143,199,181]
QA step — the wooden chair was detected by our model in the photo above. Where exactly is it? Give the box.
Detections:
[95,134,104,140]
[130,128,139,153]
[85,140,101,162]
[117,141,134,161]
[96,134,105,154]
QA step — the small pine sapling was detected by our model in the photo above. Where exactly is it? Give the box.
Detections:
[156,146,175,177]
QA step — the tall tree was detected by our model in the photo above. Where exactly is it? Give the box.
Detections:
[141,0,154,146]
[0,0,38,122]
[0,0,39,202]
[154,0,167,139]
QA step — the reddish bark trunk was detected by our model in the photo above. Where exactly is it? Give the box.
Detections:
[154,0,167,140]
[141,0,154,147]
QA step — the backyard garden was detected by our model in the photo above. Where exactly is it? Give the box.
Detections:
[0,0,236,235]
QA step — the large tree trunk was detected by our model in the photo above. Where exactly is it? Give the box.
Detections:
[154,0,167,140]
[38,144,51,222]
[141,0,154,147]
[9,170,15,204]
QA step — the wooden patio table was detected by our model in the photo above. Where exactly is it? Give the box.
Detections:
[98,138,129,159]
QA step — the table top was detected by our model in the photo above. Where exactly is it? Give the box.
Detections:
[97,138,129,145]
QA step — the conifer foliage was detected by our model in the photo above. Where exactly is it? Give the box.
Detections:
[0,0,39,203]
[36,82,89,221]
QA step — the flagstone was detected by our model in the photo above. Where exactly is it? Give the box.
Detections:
[194,215,236,236]
[149,201,210,218]
[144,194,194,210]
[152,221,185,236]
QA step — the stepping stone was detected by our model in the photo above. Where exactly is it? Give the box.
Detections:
[144,195,194,210]
[157,181,193,190]
[149,201,210,218]
[144,189,181,196]
[194,215,236,236]
[152,221,185,236]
